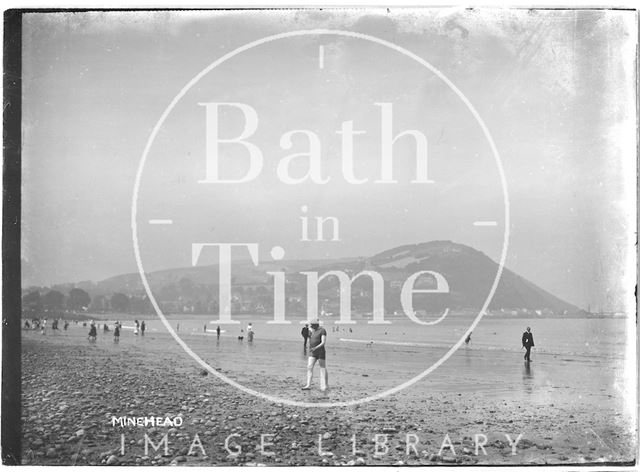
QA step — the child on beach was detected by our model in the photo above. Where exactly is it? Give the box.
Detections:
[140,321,146,336]
[113,324,120,342]
[88,321,97,341]
[302,319,328,392]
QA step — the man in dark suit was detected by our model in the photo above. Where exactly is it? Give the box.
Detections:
[522,326,535,362]
[301,324,310,350]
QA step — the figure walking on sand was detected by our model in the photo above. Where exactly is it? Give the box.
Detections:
[140,321,146,336]
[522,326,535,362]
[113,323,120,342]
[301,323,310,350]
[302,319,328,392]
[134,320,139,336]
[216,325,221,339]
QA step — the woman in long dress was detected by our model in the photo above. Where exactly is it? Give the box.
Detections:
[247,323,254,342]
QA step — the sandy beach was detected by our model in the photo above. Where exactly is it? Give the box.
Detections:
[20,318,635,466]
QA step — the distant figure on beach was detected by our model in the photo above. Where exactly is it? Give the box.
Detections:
[52,319,58,330]
[63,321,69,331]
[103,323,109,333]
[301,324,310,349]
[134,320,139,335]
[247,323,254,342]
[113,323,120,342]
[204,324,207,333]
[140,321,146,336]
[24,320,30,329]
[522,326,535,362]
[465,331,472,345]
[302,319,328,392]
[88,321,97,341]
[238,328,244,341]
[216,325,221,339]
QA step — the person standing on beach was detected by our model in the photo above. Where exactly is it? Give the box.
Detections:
[141,321,146,336]
[134,320,139,335]
[247,323,254,342]
[114,323,120,342]
[301,324,310,350]
[302,319,328,392]
[522,326,535,362]
[216,325,221,339]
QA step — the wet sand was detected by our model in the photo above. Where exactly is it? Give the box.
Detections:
[21,324,635,465]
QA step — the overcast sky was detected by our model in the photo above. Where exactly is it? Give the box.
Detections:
[21,9,636,312]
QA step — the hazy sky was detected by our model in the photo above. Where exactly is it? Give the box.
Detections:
[21,9,636,311]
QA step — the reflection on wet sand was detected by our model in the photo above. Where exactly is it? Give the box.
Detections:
[522,361,534,394]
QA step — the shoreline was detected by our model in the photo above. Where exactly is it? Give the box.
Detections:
[20,326,636,465]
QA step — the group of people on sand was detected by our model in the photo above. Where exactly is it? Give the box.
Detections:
[133,320,146,336]
[296,321,535,392]
[82,314,533,394]
[236,323,255,342]
[24,318,69,334]
[85,319,148,343]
